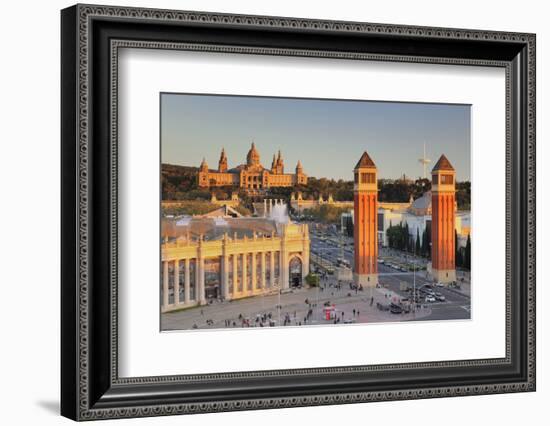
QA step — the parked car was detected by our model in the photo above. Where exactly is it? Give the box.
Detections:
[435,282,445,287]
[377,302,390,311]
[390,303,403,314]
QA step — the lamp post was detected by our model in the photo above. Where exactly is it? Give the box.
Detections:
[413,258,417,318]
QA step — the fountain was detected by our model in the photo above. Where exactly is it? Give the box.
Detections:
[269,201,289,224]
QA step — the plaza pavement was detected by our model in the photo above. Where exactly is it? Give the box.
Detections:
[161,277,434,331]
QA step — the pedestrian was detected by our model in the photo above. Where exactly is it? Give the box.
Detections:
[353,309,356,316]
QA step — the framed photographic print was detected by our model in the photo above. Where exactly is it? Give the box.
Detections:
[61,4,536,421]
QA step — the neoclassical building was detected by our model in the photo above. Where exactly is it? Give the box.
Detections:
[160,216,310,313]
[290,192,354,213]
[197,143,307,193]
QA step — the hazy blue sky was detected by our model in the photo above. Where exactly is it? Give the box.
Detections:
[161,93,471,181]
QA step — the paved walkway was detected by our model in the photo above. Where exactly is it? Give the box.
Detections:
[161,279,432,331]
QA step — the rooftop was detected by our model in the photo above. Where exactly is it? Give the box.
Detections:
[162,216,280,241]
[354,151,376,169]
[432,154,455,172]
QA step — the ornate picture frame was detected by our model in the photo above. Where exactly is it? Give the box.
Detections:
[61,4,535,420]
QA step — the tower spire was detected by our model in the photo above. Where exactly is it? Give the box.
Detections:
[218,147,228,172]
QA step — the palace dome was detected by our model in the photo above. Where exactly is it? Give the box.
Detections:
[246,142,260,166]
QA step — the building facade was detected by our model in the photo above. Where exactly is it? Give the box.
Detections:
[160,217,310,313]
[197,143,307,193]
[290,192,354,213]
[376,190,470,249]
[353,151,379,287]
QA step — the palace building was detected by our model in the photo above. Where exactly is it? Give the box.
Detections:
[160,215,310,313]
[197,143,307,193]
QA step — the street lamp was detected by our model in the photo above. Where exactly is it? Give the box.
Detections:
[413,257,416,318]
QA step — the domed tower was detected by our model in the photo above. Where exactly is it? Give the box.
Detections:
[295,160,307,185]
[246,142,260,167]
[431,154,456,284]
[218,147,228,172]
[198,158,210,187]
[353,151,378,287]
[295,160,303,174]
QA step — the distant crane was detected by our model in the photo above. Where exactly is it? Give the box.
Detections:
[418,142,431,179]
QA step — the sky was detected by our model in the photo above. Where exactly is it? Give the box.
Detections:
[161,93,471,182]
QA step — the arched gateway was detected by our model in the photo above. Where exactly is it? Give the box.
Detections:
[289,256,303,287]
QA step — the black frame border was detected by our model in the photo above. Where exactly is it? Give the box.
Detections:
[61,4,536,421]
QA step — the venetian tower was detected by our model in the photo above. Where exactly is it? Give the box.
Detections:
[431,154,457,284]
[353,151,378,287]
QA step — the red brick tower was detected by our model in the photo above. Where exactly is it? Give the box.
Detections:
[431,154,457,284]
[353,151,378,287]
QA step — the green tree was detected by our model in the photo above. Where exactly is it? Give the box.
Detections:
[305,273,320,287]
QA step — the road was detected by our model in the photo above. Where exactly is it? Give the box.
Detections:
[309,229,471,322]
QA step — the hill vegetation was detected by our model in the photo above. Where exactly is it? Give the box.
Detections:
[161,163,471,210]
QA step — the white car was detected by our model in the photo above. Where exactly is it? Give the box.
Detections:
[425,295,436,303]
[434,293,446,302]
[435,282,445,287]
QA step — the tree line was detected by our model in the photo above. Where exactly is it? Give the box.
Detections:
[386,221,470,270]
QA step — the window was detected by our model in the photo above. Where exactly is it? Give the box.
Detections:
[360,172,375,184]
[432,174,439,185]
[441,174,454,184]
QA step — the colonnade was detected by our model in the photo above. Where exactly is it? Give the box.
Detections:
[161,249,288,312]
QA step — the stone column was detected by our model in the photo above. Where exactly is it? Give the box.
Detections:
[260,252,266,290]
[184,258,190,304]
[280,237,289,290]
[242,252,247,294]
[162,260,169,309]
[270,251,275,287]
[302,224,310,278]
[251,252,257,292]
[263,199,267,217]
[198,256,205,305]
[222,251,230,300]
[232,254,238,296]
[173,260,180,305]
